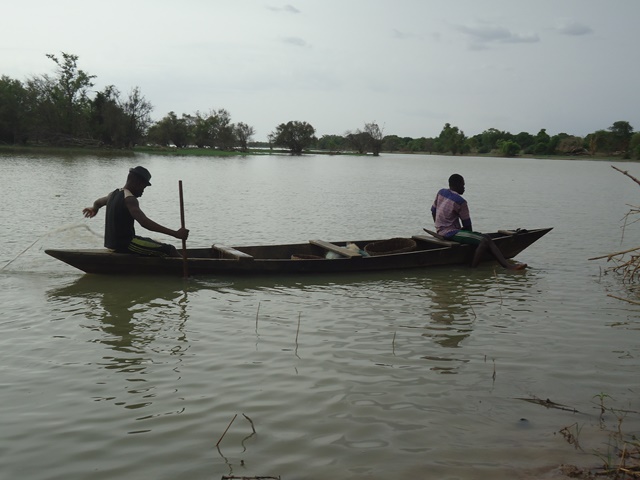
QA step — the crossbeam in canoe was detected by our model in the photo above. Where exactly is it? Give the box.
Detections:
[412,234,459,247]
[212,244,254,261]
[309,239,361,258]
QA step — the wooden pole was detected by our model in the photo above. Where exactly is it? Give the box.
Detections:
[179,180,188,278]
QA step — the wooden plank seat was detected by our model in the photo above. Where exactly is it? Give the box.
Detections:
[309,239,362,258]
[412,234,459,247]
[212,244,254,260]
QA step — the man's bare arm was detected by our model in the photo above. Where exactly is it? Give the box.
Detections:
[125,196,189,240]
[83,194,109,218]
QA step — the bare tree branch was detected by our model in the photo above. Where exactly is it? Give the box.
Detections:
[612,165,640,186]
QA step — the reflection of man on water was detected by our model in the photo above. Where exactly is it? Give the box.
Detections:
[82,166,189,257]
[427,280,473,349]
[48,275,190,367]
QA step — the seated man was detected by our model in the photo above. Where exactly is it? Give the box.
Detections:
[83,166,189,257]
[431,174,526,270]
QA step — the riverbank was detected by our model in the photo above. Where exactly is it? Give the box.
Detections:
[0,144,633,162]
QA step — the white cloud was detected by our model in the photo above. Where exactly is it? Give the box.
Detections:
[281,37,308,48]
[392,29,418,40]
[267,4,300,14]
[554,21,594,36]
[456,24,540,48]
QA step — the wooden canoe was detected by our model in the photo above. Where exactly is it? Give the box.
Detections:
[45,227,552,276]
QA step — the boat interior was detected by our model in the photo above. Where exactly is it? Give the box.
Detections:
[206,235,460,261]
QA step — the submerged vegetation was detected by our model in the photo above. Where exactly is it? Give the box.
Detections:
[589,166,640,301]
[555,393,640,479]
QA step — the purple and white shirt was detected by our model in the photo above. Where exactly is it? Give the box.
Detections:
[431,188,472,237]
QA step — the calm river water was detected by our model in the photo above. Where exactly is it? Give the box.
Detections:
[1,151,639,480]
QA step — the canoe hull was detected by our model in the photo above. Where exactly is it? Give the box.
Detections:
[45,228,552,276]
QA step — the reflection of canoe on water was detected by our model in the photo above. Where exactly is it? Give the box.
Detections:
[45,227,552,276]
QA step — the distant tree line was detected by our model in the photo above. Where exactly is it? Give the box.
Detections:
[1,52,638,159]
[265,120,638,159]
[0,53,154,148]
[147,109,255,151]
[268,120,385,156]
[307,121,638,159]
[0,52,256,151]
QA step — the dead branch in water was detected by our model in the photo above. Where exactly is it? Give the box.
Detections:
[591,167,640,286]
[222,476,281,480]
[515,396,579,413]
[612,165,640,186]
[216,414,238,447]
[243,413,256,434]
[589,246,640,261]
[607,294,640,305]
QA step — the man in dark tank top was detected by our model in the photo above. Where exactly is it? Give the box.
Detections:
[83,166,189,257]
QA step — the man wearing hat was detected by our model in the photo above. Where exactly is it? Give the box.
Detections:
[83,166,189,257]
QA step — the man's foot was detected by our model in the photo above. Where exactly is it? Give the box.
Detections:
[507,261,527,270]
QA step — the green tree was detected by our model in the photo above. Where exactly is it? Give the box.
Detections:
[381,134,401,152]
[214,109,236,150]
[234,122,255,151]
[271,120,316,155]
[531,142,548,155]
[480,128,510,153]
[345,130,370,154]
[89,85,125,146]
[88,85,152,148]
[547,133,570,155]
[585,130,614,155]
[529,128,551,155]
[556,135,585,155]
[630,132,640,159]
[422,137,436,153]
[147,111,189,147]
[190,112,215,148]
[437,123,466,155]
[609,120,634,156]
[514,131,535,151]
[183,108,236,149]
[535,128,550,144]
[45,52,96,137]
[364,121,384,156]
[122,86,153,147]
[0,75,27,144]
[317,134,347,151]
[23,74,59,142]
[497,139,521,157]
[407,137,426,152]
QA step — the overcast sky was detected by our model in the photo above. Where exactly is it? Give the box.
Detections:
[2,1,639,141]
